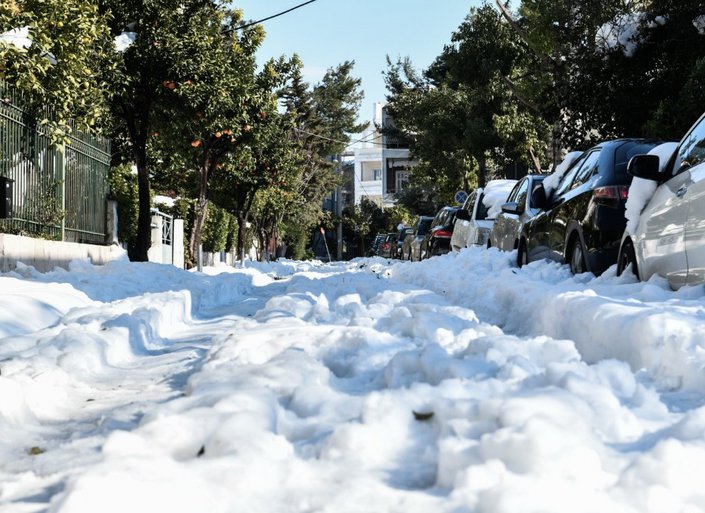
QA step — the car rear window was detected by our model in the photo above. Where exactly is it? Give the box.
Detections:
[614,142,661,176]
[417,219,432,235]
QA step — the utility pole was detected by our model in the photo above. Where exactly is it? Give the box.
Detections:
[336,156,343,260]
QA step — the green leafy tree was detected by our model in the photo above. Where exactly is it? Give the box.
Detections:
[279,59,365,258]
[101,0,263,261]
[149,13,271,261]
[108,163,140,249]
[511,0,705,146]
[384,4,539,199]
[0,0,112,140]
[210,103,299,262]
[342,198,385,256]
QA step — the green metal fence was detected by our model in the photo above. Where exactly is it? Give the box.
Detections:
[0,81,110,244]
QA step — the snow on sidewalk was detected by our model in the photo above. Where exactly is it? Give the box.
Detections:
[0,252,704,512]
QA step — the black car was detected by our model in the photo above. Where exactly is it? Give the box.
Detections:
[369,233,386,256]
[402,216,434,261]
[519,139,664,274]
[377,233,398,258]
[395,227,414,259]
[422,206,460,259]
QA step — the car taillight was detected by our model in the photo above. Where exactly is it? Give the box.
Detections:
[434,229,452,238]
[594,186,629,200]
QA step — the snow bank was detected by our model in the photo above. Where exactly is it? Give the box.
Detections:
[543,151,583,197]
[390,248,705,391]
[625,142,678,233]
[3,253,705,512]
[482,180,518,219]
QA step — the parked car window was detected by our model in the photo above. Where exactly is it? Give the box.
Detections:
[554,153,588,197]
[570,151,601,189]
[417,218,432,235]
[476,193,489,220]
[433,210,446,226]
[513,179,530,210]
[506,179,524,203]
[676,117,705,174]
[462,192,476,212]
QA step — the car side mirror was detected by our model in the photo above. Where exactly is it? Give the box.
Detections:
[455,209,471,221]
[530,184,547,210]
[501,201,521,215]
[627,154,661,181]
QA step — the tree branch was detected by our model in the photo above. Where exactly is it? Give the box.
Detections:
[494,0,555,71]
[499,75,540,114]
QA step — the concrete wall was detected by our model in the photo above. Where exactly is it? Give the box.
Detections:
[0,210,185,272]
[0,234,126,273]
[173,219,184,269]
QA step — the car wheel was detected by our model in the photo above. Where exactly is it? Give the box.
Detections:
[617,239,638,278]
[568,237,587,275]
[517,239,528,267]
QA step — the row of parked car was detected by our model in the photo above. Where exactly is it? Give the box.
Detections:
[378,112,705,290]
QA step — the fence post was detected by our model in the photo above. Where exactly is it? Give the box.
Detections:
[148,213,163,263]
[58,141,66,242]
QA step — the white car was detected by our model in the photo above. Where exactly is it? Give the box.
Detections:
[451,179,517,251]
[617,112,705,289]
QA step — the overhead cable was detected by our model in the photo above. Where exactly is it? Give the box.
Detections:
[224,0,319,33]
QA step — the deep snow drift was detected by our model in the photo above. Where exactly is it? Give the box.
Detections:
[1,250,705,513]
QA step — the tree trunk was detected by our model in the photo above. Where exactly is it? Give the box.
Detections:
[477,154,487,188]
[134,145,151,262]
[237,213,248,264]
[258,228,267,262]
[189,160,210,261]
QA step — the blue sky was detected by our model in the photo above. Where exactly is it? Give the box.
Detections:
[235,0,483,123]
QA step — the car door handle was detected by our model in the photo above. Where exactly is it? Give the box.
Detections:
[676,186,688,198]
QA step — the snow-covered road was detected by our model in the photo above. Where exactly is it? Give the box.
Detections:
[2,249,705,513]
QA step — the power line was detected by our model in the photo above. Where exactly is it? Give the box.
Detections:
[293,127,389,149]
[223,0,319,34]
[292,128,393,201]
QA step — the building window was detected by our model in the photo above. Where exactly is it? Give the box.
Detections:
[396,170,409,191]
[361,161,382,181]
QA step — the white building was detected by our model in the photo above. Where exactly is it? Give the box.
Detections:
[352,103,384,206]
[351,103,417,207]
[381,105,416,206]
